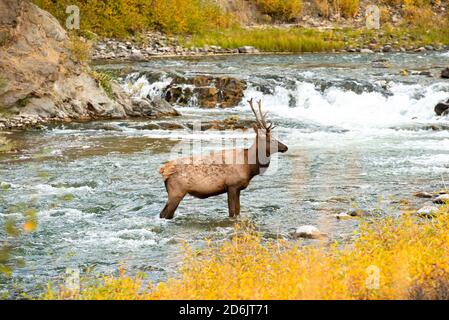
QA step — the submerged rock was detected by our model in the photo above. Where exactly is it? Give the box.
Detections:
[291,226,326,240]
[413,191,434,199]
[186,116,253,131]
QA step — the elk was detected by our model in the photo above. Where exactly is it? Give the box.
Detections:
[158,99,288,219]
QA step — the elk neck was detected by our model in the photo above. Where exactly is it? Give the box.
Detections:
[245,138,271,178]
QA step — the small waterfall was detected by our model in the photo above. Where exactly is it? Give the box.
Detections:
[121,68,449,130]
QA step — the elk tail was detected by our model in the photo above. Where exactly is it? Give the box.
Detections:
[159,162,177,182]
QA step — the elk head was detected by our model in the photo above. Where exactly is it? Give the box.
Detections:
[248,99,288,166]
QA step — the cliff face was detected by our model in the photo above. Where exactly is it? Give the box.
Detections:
[0,0,177,129]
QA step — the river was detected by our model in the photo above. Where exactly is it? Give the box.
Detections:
[1,52,449,297]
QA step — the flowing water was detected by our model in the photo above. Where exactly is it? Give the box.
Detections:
[1,52,449,297]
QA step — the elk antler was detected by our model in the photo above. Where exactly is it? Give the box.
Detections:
[247,98,275,132]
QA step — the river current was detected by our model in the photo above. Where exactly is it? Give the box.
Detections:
[1,52,449,297]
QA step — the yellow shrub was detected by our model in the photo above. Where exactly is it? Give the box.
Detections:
[251,0,303,22]
[67,35,92,64]
[312,0,359,19]
[33,0,232,37]
[314,0,331,18]
[403,4,435,27]
[334,0,359,18]
[45,205,449,300]
[380,6,392,25]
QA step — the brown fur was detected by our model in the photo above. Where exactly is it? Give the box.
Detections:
[158,127,288,219]
[159,162,177,182]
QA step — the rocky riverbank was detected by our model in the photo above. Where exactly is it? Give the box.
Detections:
[92,31,260,61]
[90,29,449,62]
[0,0,179,131]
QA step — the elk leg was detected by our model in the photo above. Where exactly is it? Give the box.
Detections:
[160,194,185,219]
[227,187,240,218]
[235,189,241,216]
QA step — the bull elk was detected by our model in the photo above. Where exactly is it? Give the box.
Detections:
[158,99,288,219]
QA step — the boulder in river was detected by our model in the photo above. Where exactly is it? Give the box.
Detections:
[413,191,434,199]
[441,67,449,79]
[417,206,440,218]
[291,226,326,240]
[164,75,247,108]
[335,209,370,219]
[433,194,449,205]
[435,99,449,116]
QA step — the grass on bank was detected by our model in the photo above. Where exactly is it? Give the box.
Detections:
[180,22,449,53]
[181,27,345,52]
[45,204,449,300]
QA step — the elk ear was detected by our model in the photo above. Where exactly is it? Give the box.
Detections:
[252,124,259,134]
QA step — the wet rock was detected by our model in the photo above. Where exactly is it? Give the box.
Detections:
[413,71,433,77]
[129,49,144,61]
[238,46,259,54]
[382,45,392,52]
[130,97,179,118]
[186,116,253,131]
[433,194,449,204]
[291,226,326,240]
[413,191,433,199]
[335,212,353,220]
[372,59,390,68]
[185,122,215,131]
[441,68,449,79]
[150,98,181,117]
[195,87,219,108]
[164,76,247,108]
[336,209,369,219]
[157,122,185,130]
[417,206,440,218]
[435,99,449,116]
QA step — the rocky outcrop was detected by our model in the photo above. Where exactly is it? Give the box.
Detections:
[435,99,449,116]
[0,0,177,130]
[164,75,247,108]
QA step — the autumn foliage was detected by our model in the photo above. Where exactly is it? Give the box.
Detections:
[45,204,449,300]
[33,0,233,37]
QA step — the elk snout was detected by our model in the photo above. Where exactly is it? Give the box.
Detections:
[278,141,288,153]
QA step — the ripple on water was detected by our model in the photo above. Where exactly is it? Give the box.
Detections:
[2,53,449,297]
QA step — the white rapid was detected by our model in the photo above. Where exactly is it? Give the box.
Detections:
[2,52,449,298]
[240,81,449,129]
